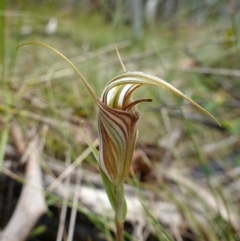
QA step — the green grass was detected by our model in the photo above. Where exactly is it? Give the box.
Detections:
[0,0,5,70]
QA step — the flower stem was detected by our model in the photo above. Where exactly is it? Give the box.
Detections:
[114,185,126,241]
[116,217,124,241]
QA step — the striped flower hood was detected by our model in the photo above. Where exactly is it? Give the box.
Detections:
[98,83,141,185]
[97,71,219,185]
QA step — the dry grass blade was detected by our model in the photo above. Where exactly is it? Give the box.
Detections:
[115,45,127,72]
[56,152,71,241]
[47,139,98,192]
[1,167,23,182]
[0,0,5,69]
[43,159,182,231]
[166,167,240,231]
[10,123,26,154]
[169,66,240,77]
[67,167,82,241]
[1,137,47,241]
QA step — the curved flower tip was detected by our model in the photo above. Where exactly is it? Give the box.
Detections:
[97,71,220,185]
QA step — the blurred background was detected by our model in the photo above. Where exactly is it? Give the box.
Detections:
[1,0,240,241]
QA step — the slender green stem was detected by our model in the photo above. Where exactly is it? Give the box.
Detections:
[100,169,126,240]
[114,184,126,241]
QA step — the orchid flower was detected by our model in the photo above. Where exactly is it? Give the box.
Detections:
[95,71,219,236]
[18,43,220,241]
[98,72,219,186]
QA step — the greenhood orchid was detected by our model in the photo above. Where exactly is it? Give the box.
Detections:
[97,71,219,185]
[18,43,220,241]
